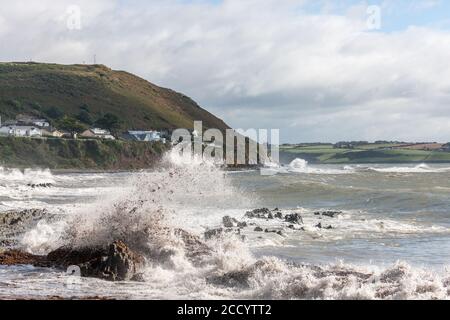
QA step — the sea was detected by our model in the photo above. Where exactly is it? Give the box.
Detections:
[0,151,449,300]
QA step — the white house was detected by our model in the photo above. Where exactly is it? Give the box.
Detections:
[0,125,42,137]
[16,116,50,128]
[80,128,115,140]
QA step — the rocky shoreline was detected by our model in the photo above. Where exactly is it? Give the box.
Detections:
[0,207,343,283]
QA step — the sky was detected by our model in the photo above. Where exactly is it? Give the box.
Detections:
[1,0,450,143]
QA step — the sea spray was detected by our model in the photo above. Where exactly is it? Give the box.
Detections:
[15,150,450,300]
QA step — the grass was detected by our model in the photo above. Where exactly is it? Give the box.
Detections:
[0,136,169,169]
[280,144,450,164]
[0,62,229,132]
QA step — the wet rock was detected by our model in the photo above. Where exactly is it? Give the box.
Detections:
[0,249,47,266]
[314,211,342,218]
[245,208,271,219]
[315,223,333,230]
[27,183,53,188]
[267,212,274,219]
[237,222,247,228]
[254,227,263,232]
[274,212,283,219]
[47,240,145,282]
[223,216,238,228]
[285,213,303,225]
[276,231,283,236]
[204,228,223,240]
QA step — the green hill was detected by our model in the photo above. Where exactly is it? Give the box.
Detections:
[0,62,229,132]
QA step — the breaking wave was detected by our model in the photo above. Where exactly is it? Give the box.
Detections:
[16,150,450,300]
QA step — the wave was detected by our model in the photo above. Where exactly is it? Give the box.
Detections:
[0,167,55,185]
[15,149,450,300]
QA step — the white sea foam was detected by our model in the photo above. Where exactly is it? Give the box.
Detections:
[11,149,450,300]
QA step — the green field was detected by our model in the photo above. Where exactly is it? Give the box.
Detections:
[280,144,450,164]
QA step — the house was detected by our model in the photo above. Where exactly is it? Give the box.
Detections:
[440,143,450,151]
[41,128,65,138]
[0,125,42,137]
[16,115,50,128]
[80,128,115,140]
[123,130,165,142]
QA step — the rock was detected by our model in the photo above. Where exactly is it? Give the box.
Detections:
[274,212,283,219]
[315,222,333,230]
[27,183,53,188]
[288,225,295,229]
[245,208,271,219]
[267,212,274,219]
[204,228,223,240]
[237,222,247,228]
[47,240,145,282]
[276,231,283,236]
[223,216,238,228]
[0,249,47,266]
[314,211,342,218]
[254,227,263,232]
[285,213,303,225]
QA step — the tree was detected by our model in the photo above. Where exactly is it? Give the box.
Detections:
[45,107,64,119]
[76,110,93,125]
[95,113,122,133]
[58,116,86,135]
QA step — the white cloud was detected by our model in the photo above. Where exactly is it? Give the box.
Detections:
[0,0,449,142]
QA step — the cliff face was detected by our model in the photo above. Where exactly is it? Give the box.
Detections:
[0,62,229,132]
[0,137,169,170]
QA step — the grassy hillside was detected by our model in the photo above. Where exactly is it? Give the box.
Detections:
[0,62,229,132]
[281,144,450,164]
[0,136,169,170]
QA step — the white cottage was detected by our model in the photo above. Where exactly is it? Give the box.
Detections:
[0,125,42,137]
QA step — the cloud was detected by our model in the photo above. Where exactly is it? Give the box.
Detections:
[0,0,449,142]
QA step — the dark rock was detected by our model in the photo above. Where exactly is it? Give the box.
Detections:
[274,212,283,219]
[285,213,303,225]
[245,208,271,219]
[27,183,53,188]
[237,222,247,228]
[267,212,274,219]
[47,240,145,282]
[204,228,223,240]
[276,231,283,236]
[254,227,263,232]
[315,223,333,230]
[223,216,238,228]
[314,211,342,218]
[288,225,295,229]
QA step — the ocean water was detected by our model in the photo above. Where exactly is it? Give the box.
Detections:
[0,154,450,300]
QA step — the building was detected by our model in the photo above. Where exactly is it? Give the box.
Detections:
[41,128,65,138]
[16,115,50,128]
[0,125,42,137]
[80,128,115,140]
[123,130,165,142]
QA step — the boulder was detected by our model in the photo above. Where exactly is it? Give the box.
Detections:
[254,227,263,232]
[204,228,223,240]
[222,216,238,228]
[47,240,145,281]
[314,211,342,218]
[285,213,303,225]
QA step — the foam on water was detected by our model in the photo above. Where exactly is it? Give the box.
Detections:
[6,150,450,300]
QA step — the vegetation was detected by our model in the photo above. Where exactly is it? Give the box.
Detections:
[280,144,450,164]
[0,136,169,170]
[0,62,229,132]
